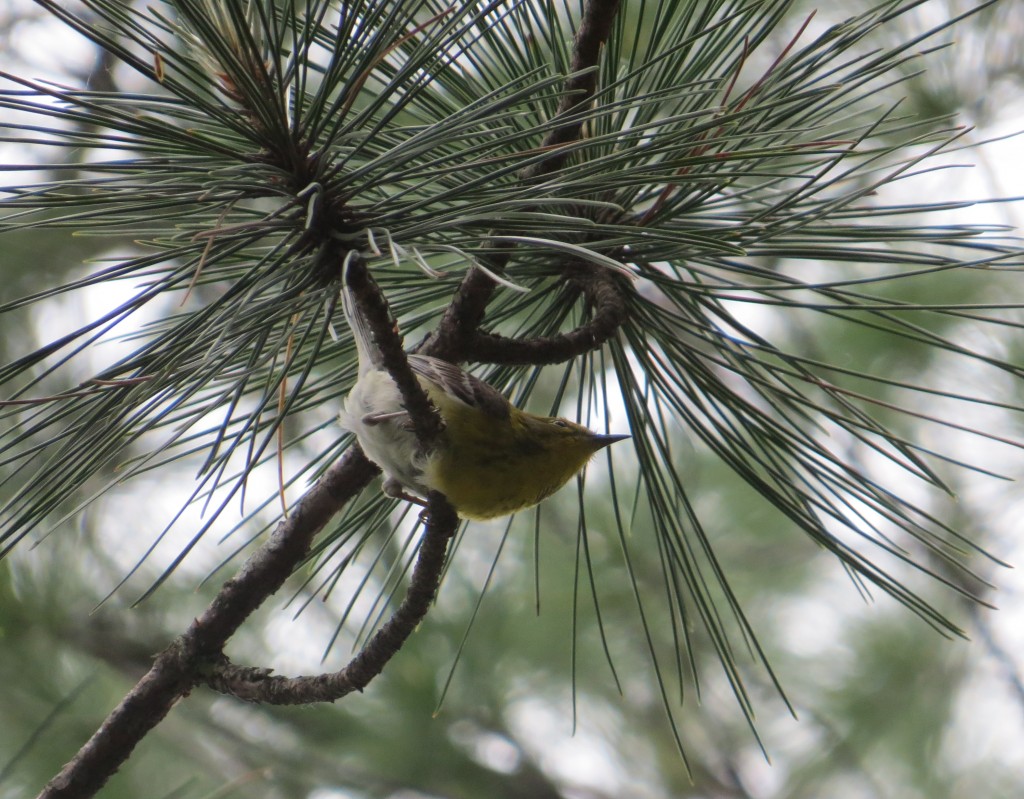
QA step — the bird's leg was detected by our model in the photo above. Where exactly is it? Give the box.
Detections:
[382,476,428,508]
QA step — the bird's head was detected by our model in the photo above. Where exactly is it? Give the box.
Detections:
[518,412,630,461]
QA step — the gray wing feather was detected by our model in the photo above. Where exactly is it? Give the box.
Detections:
[408,355,511,420]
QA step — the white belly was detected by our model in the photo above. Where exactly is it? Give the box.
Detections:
[339,370,431,495]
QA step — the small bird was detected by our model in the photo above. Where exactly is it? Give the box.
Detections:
[339,265,629,520]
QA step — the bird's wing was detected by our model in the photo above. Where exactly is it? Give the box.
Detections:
[408,355,511,420]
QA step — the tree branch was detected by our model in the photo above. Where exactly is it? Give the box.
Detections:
[426,0,623,361]
[466,265,630,365]
[37,448,376,799]
[344,253,445,445]
[203,489,458,703]
[38,259,463,796]
[518,0,622,181]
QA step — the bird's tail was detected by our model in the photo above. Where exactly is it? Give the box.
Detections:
[341,251,382,376]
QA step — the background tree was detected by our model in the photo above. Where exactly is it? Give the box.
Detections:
[1,1,1023,798]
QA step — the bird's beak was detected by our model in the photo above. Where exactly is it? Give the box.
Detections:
[591,433,630,449]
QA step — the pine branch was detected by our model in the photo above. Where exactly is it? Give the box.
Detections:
[36,447,375,799]
[467,263,630,365]
[203,489,457,703]
[344,253,446,445]
[427,0,624,362]
[35,248,476,796]
[518,0,622,180]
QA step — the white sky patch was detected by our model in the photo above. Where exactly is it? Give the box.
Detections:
[308,790,366,799]
[447,719,522,774]
[506,693,665,799]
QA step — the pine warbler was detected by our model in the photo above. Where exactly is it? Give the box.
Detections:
[339,267,628,520]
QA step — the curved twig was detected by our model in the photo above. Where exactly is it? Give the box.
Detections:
[36,449,376,799]
[203,490,458,704]
[467,266,630,365]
